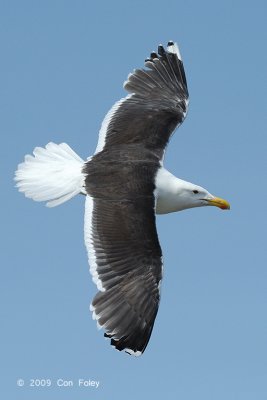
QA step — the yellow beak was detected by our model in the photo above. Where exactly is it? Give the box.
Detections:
[207,197,230,210]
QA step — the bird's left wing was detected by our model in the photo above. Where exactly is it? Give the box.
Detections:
[84,194,162,356]
[95,41,189,161]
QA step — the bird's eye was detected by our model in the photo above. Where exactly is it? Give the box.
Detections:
[193,190,199,194]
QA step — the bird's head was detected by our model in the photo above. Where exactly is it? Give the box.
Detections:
[182,182,230,210]
[155,172,230,214]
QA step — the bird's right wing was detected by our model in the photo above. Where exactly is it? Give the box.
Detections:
[84,194,163,356]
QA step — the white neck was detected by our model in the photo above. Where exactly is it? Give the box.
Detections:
[155,168,197,214]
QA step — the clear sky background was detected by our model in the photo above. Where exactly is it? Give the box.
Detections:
[1,1,267,399]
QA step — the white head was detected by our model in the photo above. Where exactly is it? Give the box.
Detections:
[174,180,230,211]
[155,169,230,214]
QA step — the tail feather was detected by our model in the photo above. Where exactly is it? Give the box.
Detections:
[15,142,85,207]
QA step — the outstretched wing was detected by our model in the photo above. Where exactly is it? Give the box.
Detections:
[95,41,189,161]
[84,41,188,355]
[84,194,162,356]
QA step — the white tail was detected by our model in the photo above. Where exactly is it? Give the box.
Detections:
[15,142,86,207]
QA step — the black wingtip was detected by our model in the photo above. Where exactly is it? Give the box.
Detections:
[150,52,158,59]
[157,45,165,56]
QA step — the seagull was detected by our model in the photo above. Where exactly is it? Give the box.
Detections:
[15,41,230,357]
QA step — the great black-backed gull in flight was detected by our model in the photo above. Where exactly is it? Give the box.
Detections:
[15,41,230,357]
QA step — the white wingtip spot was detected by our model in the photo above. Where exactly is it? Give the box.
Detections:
[167,42,182,60]
[125,348,142,357]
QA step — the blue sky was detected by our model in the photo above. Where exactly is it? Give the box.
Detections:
[1,0,267,399]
